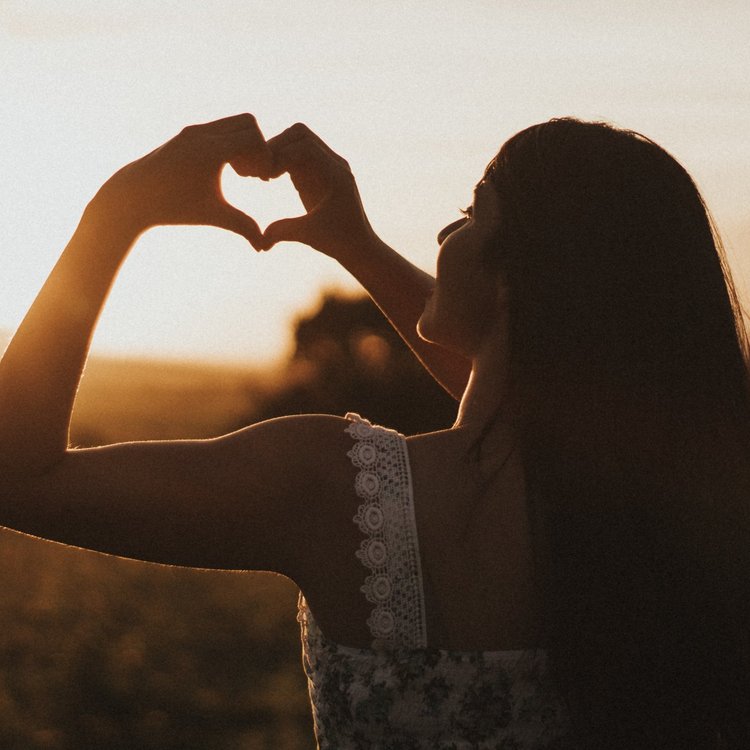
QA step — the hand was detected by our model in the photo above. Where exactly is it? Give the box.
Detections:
[260,123,376,258]
[88,114,272,248]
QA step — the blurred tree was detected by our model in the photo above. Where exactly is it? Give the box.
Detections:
[242,293,457,434]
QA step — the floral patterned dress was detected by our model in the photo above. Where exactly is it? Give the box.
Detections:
[298,414,570,749]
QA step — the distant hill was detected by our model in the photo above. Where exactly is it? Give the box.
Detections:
[1,330,278,445]
[71,354,277,446]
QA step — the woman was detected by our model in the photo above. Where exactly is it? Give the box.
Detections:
[1,113,748,748]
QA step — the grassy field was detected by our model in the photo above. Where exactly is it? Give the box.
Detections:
[70,355,275,444]
[1,354,315,750]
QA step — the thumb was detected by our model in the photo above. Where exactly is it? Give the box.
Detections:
[261,214,311,250]
[215,203,263,249]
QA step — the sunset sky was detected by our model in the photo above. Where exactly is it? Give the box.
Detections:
[2,0,749,365]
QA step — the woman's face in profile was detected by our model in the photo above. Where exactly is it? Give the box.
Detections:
[417,179,504,356]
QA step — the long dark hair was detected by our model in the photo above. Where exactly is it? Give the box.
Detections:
[486,118,750,748]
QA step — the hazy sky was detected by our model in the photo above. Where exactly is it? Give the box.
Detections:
[2,0,749,364]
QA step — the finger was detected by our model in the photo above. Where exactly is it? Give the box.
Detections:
[267,122,343,160]
[261,214,310,250]
[264,141,332,213]
[183,114,272,179]
[269,138,333,181]
[215,202,263,249]
[202,117,272,180]
[223,128,273,180]
[197,113,263,135]
[266,122,312,152]
[267,123,348,177]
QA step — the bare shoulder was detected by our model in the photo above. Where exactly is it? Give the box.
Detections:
[215,412,354,467]
[206,412,358,520]
[209,413,361,572]
[405,425,469,471]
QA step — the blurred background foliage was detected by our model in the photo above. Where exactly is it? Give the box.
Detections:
[0,292,456,749]
[239,292,457,435]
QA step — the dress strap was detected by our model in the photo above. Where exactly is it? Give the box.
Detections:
[344,413,427,649]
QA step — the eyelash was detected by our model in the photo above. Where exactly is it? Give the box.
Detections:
[459,205,473,218]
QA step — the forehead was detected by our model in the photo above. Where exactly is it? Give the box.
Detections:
[472,179,499,217]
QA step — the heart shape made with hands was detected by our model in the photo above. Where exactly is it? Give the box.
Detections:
[221,165,305,236]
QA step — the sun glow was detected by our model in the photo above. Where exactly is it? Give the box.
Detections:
[2,0,749,364]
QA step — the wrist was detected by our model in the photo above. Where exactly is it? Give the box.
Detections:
[79,193,144,250]
[333,228,387,272]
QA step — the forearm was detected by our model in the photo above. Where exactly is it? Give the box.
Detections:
[0,205,136,474]
[0,115,274,475]
[342,235,471,400]
[262,124,470,397]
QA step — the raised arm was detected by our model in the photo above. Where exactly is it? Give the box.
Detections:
[0,114,269,476]
[0,115,349,572]
[260,124,471,400]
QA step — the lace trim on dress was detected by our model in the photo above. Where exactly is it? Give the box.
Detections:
[345,413,427,649]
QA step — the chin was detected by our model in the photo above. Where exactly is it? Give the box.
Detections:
[418,300,476,354]
[416,311,438,345]
[419,319,471,357]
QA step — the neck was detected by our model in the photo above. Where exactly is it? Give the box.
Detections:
[454,327,516,452]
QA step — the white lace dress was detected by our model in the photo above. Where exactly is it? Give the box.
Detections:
[297,414,570,749]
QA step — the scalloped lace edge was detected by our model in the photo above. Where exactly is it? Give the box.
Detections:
[344,413,427,649]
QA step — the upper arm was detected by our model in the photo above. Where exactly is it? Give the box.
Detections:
[0,414,354,572]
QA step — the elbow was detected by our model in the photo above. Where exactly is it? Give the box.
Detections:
[0,438,69,483]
